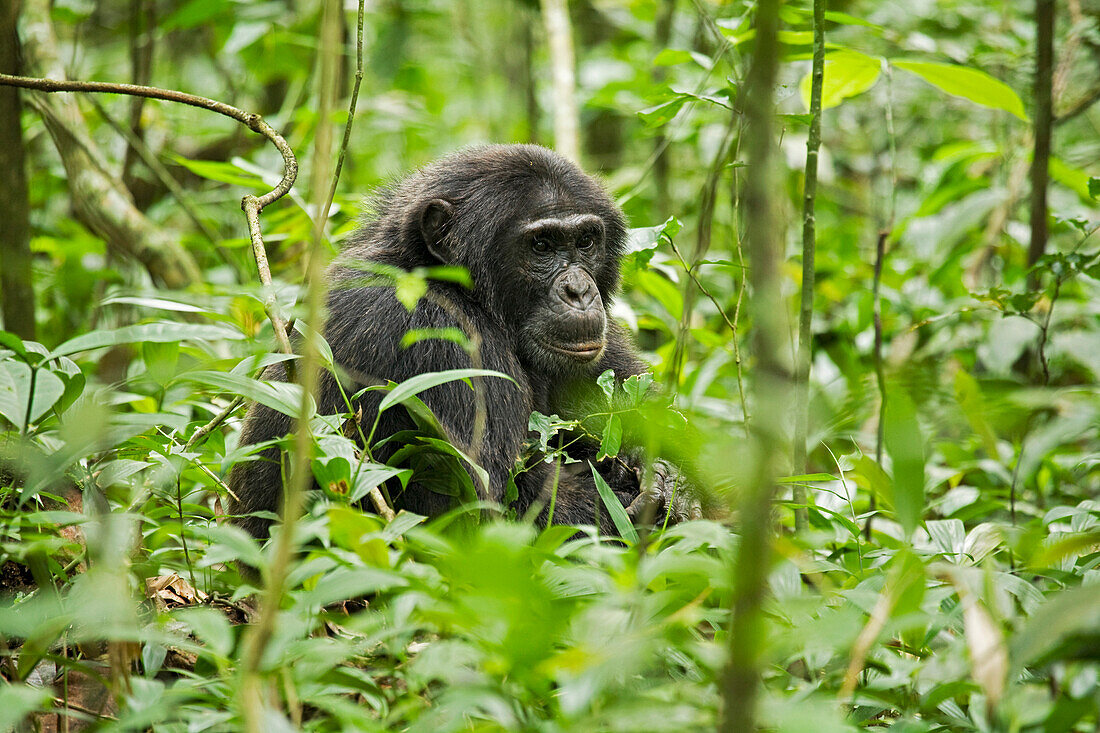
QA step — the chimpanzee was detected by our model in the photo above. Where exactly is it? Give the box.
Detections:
[228,144,696,539]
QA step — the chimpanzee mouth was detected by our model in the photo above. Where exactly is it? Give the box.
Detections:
[546,339,606,360]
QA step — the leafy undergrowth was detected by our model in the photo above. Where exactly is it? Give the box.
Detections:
[4,2,1100,728]
[1,307,1100,732]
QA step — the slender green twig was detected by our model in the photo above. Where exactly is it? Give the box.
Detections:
[792,0,825,532]
[239,1,338,728]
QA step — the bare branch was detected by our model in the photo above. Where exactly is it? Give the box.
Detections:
[0,76,296,210]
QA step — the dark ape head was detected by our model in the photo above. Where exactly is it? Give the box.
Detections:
[367,144,628,375]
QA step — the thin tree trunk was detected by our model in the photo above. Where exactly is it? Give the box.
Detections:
[792,0,824,532]
[540,0,580,162]
[720,0,787,730]
[523,11,538,143]
[1027,0,1054,285]
[0,0,35,340]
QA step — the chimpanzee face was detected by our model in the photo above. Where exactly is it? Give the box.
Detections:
[415,147,627,375]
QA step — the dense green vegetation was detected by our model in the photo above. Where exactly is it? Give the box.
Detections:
[1,0,1099,730]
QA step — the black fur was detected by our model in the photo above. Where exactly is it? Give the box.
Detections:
[228,144,656,539]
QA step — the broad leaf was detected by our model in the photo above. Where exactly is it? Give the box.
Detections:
[179,371,310,419]
[377,368,514,413]
[893,60,1027,121]
[51,323,243,358]
[801,50,881,110]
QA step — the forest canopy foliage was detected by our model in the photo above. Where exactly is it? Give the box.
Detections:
[1,0,1099,731]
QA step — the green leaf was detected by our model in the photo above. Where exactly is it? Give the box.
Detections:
[597,414,622,461]
[622,373,654,407]
[143,340,179,386]
[638,96,688,128]
[377,369,515,413]
[0,361,65,428]
[420,265,474,288]
[394,271,428,310]
[0,684,52,732]
[535,523,579,553]
[385,434,483,504]
[893,60,1027,121]
[1011,584,1100,670]
[193,524,265,570]
[50,323,244,358]
[179,371,310,419]
[101,295,210,314]
[883,387,926,538]
[301,567,408,608]
[596,369,616,402]
[824,10,882,28]
[0,331,30,358]
[659,216,683,240]
[801,50,881,110]
[0,361,26,429]
[313,456,354,500]
[417,437,490,501]
[778,472,837,483]
[169,155,266,187]
[778,30,814,45]
[528,411,576,453]
[175,607,234,658]
[652,48,693,67]
[635,270,684,320]
[888,548,927,618]
[1089,177,1100,200]
[383,510,426,541]
[1049,157,1095,200]
[290,320,335,369]
[591,464,638,543]
[394,392,449,439]
[401,327,471,350]
[349,464,411,505]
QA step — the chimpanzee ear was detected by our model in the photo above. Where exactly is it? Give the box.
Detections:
[420,198,455,262]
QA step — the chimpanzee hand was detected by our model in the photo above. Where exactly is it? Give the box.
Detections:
[625,458,701,526]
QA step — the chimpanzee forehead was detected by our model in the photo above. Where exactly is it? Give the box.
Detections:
[512,174,613,222]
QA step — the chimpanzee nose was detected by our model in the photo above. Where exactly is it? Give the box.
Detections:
[558,271,597,310]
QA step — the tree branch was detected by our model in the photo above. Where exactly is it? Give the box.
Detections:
[1,0,298,357]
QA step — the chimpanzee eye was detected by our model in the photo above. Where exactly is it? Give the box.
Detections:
[577,235,595,250]
[532,238,551,253]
